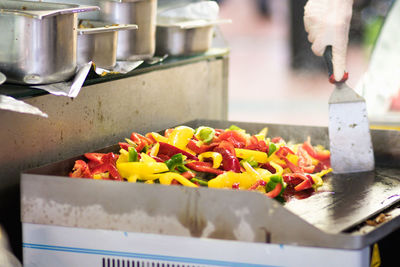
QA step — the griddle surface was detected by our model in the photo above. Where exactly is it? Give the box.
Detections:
[284,167,400,233]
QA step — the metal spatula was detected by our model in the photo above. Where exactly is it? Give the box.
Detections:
[324,46,375,173]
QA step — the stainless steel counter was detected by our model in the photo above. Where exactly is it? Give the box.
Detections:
[0,51,229,259]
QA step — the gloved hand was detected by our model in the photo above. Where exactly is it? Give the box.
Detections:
[304,0,354,82]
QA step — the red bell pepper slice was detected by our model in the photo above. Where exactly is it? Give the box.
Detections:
[302,141,330,161]
[118,142,131,151]
[84,153,105,163]
[185,161,225,175]
[187,139,218,154]
[214,141,241,173]
[245,136,268,152]
[130,132,153,145]
[232,183,240,189]
[271,137,284,144]
[283,157,302,173]
[214,128,225,137]
[275,146,295,158]
[130,132,153,152]
[296,147,316,173]
[215,130,247,148]
[283,174,304,186]
[181,171,196,179]
[260,162,277,174]
[314,159,331,172]
[69,160,92,178]
[284,173,314,191]
[265,183,282,198]
[248,179,267,190]
[86,152,122,181]
[158,142,198,161]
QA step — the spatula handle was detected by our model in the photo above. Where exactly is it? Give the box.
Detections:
[323,45,334,78]
[323,46,348,83]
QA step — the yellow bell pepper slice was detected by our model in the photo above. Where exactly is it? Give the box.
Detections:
[208,171,257,189]
[127,175,138,183]
[242,161,262,180]
[140,153,156,163]
[198,152,222,169]
[117,162,168,179]
[286,154,299,165]
[254,127,268,141]
[254,167,272,183]
[150,132,168,143]
[116,149,129,164]
[235,148,268,164]
[266,153,286,166]
[310,168,332,187]
[154,172,198,187]
[149,142,160,157]
[93,173,109,180]
[269,161,283,176]
[167,126,195,150]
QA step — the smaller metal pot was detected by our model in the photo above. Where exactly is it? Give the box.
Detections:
[77,20,138,69]
[155,19,231,56]
[99,0,157,61]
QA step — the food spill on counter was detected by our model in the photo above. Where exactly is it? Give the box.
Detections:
[69,125,332,202]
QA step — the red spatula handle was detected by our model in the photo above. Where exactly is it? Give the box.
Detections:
[323,45,349,84]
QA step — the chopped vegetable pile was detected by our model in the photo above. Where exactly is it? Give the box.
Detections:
[69,125,332,202]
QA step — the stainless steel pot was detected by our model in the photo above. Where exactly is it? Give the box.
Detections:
[155,19,231,56]
[0,0,99,85]
[99,0,157,61]
[77,20,138,69]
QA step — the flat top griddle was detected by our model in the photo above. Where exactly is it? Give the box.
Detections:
[21,119,400,249]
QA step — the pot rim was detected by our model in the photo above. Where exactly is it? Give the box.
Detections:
[0,0,99,19]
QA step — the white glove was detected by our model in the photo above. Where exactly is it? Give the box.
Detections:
[304,0,353,82]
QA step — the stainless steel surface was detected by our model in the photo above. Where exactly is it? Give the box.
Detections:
[20,120,400,250]
[156,19,231,56]
[0,72,6,85]
[0,0,99,85]
[329,83,375,173]
[99,0,157,61]
[77,20,138,69]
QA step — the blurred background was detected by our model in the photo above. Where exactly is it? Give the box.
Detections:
[211,0,393,126]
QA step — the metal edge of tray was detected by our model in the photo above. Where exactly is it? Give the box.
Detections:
[19,168,400,250]
[78,23,138,35]
[20,120,400,250]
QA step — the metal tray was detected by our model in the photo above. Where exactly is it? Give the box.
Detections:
[155,19,231,56]
[21,120,400,249]
[77,20,138,68]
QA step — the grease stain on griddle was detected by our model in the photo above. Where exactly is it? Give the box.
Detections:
[177,190,207,237]
[206,216,236,240]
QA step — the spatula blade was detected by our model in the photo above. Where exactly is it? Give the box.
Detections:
[328,85,375,173]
